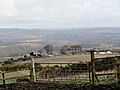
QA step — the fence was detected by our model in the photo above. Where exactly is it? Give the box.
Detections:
[88,50,120,84]
[0,63,30,85]
[0,51,120,85]
[32,51,120,84]
[35,62,90,83]
[90,56,120,84]
[0,71,30,85]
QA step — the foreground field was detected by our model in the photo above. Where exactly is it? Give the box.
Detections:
[0,82,120,90]
[0,54,119,85]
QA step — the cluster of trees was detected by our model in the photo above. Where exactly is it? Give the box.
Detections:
[36,44,82,56]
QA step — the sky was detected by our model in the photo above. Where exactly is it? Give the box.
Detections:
[0,0,120,29]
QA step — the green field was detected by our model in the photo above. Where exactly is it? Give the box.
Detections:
[0,54,119,64]
[34,54,120,63]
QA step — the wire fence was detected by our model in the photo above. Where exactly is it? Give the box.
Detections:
[0,52,120,85]
[35,62,90,83]
[34,56,120,84]
[93,57,118,83]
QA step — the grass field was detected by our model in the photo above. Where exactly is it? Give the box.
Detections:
[0,54,119,64]
[34,54,120,63]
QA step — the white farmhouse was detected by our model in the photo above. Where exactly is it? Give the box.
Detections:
[106,51,112,54]
[98,51,112,55]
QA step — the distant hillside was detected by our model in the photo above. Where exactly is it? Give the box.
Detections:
[0,27,120,56]
[0,27,120,44]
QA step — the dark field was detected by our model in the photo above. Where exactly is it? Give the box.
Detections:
[0,82,120,90]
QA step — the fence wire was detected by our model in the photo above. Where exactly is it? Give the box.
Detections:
[93,58,118,83]
[35,63,90,83]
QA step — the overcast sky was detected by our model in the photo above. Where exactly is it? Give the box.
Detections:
[0,0,120,29]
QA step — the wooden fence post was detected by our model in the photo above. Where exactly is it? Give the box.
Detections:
[30,58,36,82]
[90,50,95,84]
[2,72,5,85]
[88,62,91,83]
[117,56,120,81]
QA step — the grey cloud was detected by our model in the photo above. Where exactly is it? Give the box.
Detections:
[0,0,120,28]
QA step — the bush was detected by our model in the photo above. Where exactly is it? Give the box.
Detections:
[16,77,30,83]
[94,58,117,71]
[0,63,31,72]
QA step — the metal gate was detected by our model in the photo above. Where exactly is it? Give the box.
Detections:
[34,62,90,83]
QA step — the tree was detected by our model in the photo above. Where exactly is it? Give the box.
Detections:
[44,44,53,55]
[60,45,70,54]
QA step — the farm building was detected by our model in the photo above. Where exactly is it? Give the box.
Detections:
[61,45,82,55]
[94,51,113,55]
[69,45,82,55]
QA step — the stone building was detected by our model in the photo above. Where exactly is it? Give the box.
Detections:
[69,45,82,55]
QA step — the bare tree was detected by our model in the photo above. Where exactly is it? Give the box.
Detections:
[60,45,69,55]
[44,44,53,55]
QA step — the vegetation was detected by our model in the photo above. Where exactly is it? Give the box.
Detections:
[0,81,120,90]
[44,44,53,55]
[16,77,30,83]
[94,58,117,71]
[0,63,31,72]
[0,54,119,87]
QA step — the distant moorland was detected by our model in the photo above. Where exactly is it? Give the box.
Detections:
[0,27,120,56]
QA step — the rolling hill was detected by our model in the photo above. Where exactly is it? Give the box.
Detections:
[0,27,120,56]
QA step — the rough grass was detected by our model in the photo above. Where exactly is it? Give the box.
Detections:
[0,70,30,84]
[0,70,30,79]
[34,54,119,63]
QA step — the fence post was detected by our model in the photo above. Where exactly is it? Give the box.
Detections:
[88,62,91,83]
[90,50,95,84]
[2,72,5,85]
[30,58,36,82]
[117,56,120,81]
